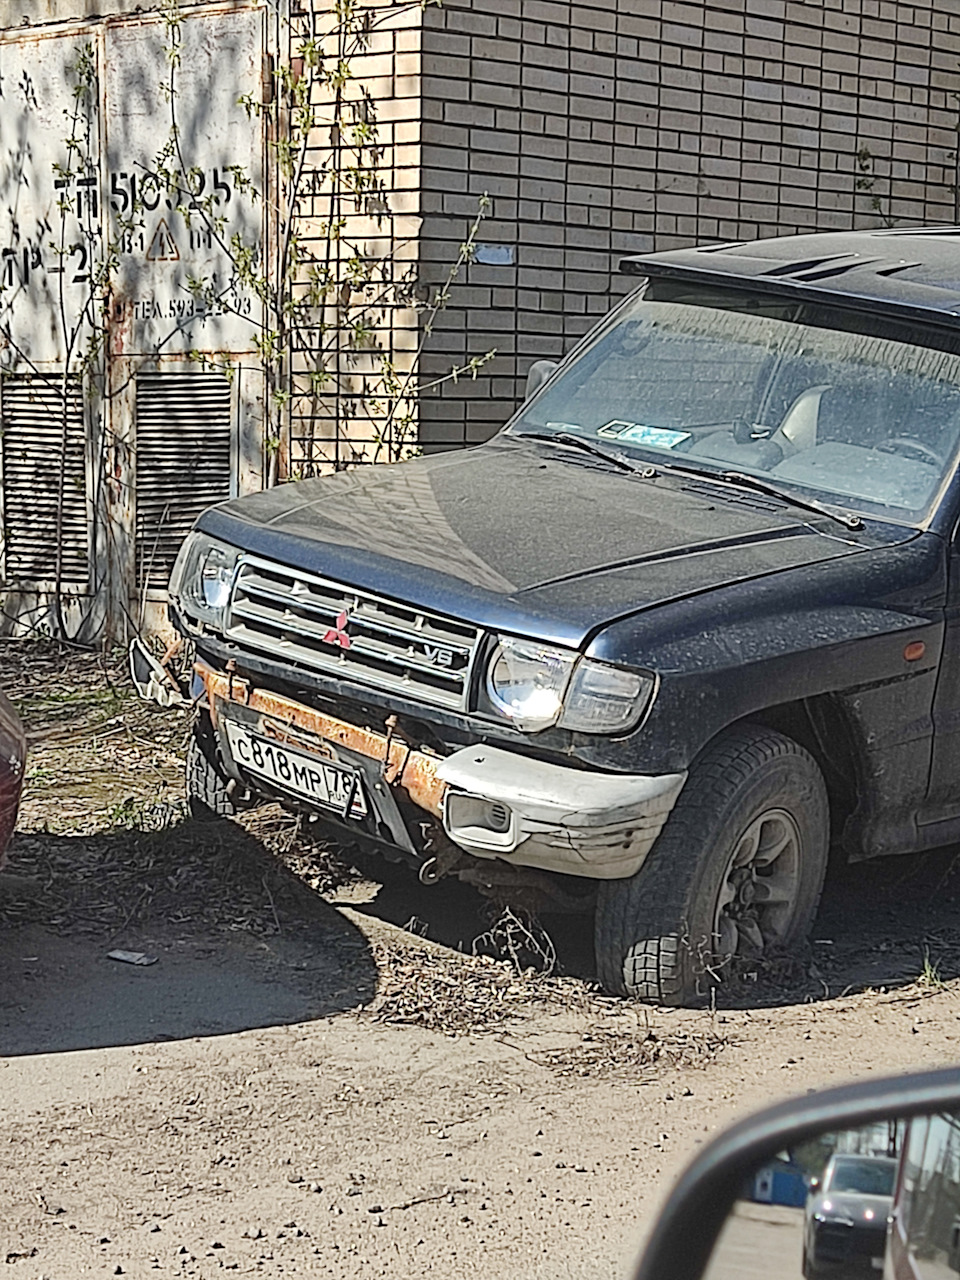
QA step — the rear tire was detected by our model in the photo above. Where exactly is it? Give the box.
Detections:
[594,725,829,1005]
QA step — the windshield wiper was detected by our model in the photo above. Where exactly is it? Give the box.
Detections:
[711,470,863,531]
[520,431,864,530]
[650,456,864,530]
[520,431,655,477]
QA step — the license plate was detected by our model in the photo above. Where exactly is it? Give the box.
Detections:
[223,721,367,819]
[872,1260,884,1271]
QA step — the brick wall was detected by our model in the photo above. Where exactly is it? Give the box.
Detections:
[286,2,424,473]
[416,0,960,451]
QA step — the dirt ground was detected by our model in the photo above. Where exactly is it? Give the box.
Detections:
[3,642,960,1278]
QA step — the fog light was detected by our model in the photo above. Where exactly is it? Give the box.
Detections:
[444,792,517,851]
[488,802,510,833]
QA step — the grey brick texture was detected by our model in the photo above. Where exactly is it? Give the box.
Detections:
[416,0,960,450]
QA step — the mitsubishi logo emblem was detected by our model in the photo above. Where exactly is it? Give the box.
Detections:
[323,610,352,649]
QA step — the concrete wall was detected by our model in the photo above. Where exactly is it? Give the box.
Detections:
[416,0,960,450]
[0,0,266,638]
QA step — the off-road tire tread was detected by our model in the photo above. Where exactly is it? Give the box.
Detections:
[595,726,828,1005]
[186,727,238,822]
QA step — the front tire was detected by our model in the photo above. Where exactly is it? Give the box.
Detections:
[186,716,242,822]
[801,1237,823,1280]
[594,725,829,1005]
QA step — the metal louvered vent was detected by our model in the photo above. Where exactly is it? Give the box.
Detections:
[0,375,88,585]
[136,372,233,588]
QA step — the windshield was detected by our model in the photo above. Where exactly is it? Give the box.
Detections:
[826,1157,897,1197]
[510,280,960,522]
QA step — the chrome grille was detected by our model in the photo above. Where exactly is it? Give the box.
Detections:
[225,557,481,711]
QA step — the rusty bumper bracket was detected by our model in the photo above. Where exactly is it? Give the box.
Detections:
[198,663,448,820]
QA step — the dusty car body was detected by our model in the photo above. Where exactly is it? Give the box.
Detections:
[0,688,26,867]
[146,226,960,1005]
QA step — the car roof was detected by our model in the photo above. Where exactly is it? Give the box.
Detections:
[620,228,960,330]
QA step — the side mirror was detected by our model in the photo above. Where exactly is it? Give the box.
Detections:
[524,359,558,401]
[631,1066,960,1280]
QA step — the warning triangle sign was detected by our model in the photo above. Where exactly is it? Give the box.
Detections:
[146,219,180,262]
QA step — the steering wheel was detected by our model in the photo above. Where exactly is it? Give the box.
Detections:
[876,436,942,467]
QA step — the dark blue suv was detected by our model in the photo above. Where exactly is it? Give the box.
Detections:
[153,227,960,1005]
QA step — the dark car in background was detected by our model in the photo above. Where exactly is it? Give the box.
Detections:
[138,226,960,1005]
[804,1154,897,1277]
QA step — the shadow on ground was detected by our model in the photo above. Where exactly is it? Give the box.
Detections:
[341,841,960,1011]
[342,850,598,980]
[0,818,377,1056]
[10,799,960,1043]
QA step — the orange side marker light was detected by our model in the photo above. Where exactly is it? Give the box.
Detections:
[904,641,926,662]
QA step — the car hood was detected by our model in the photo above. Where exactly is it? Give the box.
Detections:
[201,436,911,649]
[811,1191,892,1222]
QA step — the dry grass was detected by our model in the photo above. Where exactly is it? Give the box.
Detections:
[368,942,592,1034]
[2,813,325,939]
[2,639,358,939]
[367,941,730,1078]
[9,640,187,831]
[526,1022,729,1080]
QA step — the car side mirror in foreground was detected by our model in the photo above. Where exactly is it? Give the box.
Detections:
[631,1065,960,1280]
[524,359,559,401]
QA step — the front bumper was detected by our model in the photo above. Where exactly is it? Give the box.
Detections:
[437,745,685,878]
[199,665,686,881]
[811,1220,887,1270]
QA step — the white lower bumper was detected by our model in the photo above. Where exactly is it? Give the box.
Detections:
[436,745,686,880]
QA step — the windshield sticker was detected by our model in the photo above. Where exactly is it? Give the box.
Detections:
[598,420,636,438]
[598,421,692,449]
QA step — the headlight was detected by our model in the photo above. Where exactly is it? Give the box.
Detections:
[486,636,577,731]
[169,531,241,629]
[485,636,655,734]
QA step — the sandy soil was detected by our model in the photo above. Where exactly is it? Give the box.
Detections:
[3,642,960,1279]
